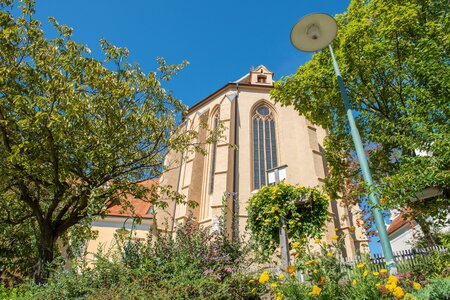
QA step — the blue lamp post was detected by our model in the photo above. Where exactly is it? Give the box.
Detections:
[290,13,397,274]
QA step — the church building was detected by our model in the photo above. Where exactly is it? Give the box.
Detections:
[156,65,367,257]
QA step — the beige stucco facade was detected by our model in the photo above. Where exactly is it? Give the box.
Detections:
[157,65,368,257]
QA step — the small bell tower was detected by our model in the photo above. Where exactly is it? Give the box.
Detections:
[249,65,274,86]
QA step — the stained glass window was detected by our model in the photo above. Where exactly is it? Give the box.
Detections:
[252,104,278,190]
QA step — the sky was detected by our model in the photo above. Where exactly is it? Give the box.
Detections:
[33,0,351,107]
[30,0,387,255]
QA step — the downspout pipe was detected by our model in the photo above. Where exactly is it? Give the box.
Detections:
[232,83,240,241]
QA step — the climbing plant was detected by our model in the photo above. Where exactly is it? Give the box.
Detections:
[247,182,329,257]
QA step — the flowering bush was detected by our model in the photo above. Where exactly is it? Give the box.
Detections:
[250,236,450,299]
[247,182,329,257]
[0,219,259,299]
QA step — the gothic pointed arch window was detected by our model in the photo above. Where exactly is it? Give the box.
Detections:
[209,110,220,194]
[252,104,278,190]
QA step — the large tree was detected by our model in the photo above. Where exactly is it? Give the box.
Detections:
[272,0,449,239]
[0,0,205,283]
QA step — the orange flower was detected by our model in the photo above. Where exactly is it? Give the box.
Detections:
[286,265,296,274]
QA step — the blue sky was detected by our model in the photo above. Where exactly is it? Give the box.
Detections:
[32,0,388,255]
[34,0,351,107]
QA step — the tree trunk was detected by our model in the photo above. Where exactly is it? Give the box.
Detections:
[33,228,56,285]
[415,215,436,247]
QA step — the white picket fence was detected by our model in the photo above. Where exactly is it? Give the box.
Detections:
[339,245,448,274]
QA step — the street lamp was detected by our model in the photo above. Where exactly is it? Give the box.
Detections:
[290,13,397,274]
[266,165,291,272]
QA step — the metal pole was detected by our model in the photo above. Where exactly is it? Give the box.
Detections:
[279,217,291,270]
[328,45,397,274]
[271,169,291,272]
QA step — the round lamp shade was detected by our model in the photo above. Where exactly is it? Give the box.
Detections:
[290,13,338,52]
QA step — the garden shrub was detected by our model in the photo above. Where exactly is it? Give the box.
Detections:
[252,236,450,300]
[247,182,329,258]
[413,277,450,300]
[0,218,259,299]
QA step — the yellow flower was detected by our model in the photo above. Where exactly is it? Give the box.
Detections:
[387,275,399,285]
[352,279,357,285]
[286,265,296,274]
[264,219,271,224]
[306,259,316,266]
[295,253,300,258]
[308,285,322,295]
[413,282,421,290]
[332,235,339,240]
[363,270,368,277]
[270,206,277,213]
[275,293,284,300]
[259,271,270,284]
[279,273,285,279]
[313,269,318,274]
[386,284,397,292]
[326,252,333,257]
[392,286,405,299]
[292,241,300,248]
[380,269,388,274]
[314,239,321,244]
[357,262,366,269]
[271,283,278,290]
[373,271,379,276]
[375,283,381,287]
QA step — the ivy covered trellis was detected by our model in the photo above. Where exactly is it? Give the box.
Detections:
[247,182,329,257]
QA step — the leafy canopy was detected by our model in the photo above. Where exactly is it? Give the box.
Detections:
[0,0,210,283]
[271,0,449,226]
[247,182,329,257]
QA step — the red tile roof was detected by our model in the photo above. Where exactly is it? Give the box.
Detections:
[387,212,413,235]
[107,179,158,219]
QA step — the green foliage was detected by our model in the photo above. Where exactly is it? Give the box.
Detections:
[408,250,450,280]
[271,0,449,225]
[247,182,329,257]
[413,278,450,300]
[253,236,450,299]
[0,219,258,299]
[0,0,219,283]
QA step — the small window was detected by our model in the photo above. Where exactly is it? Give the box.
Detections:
[257,75,267,83]
[146,206,155,215]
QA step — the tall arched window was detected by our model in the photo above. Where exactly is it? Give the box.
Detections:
[209,111,220,194]
[252,104,278,190]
